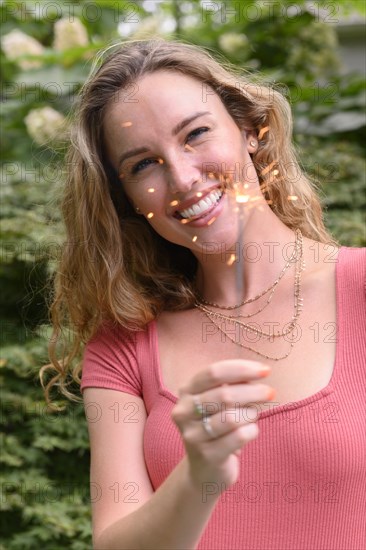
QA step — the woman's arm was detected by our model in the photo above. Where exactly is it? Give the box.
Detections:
[86,360,269,549]
[96,455,220,550]
[84,388,221,550]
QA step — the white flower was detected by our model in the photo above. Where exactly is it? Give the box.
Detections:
[218,33,249,55]
[1,29,44,70]
[53,17,89,52]
[24,107,66,146]
[131,15,172,39]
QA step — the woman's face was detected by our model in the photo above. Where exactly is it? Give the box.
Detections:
[103,70,259,254]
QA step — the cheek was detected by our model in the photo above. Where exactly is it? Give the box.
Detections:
[131,186,166,216]
[123,180,151,203]
[206,136,246,168]
[220,140,256,182]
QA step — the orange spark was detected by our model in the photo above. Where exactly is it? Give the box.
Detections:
[287,195,298,201]
[207,216,217,225]
[258,126,269,140]
[170,200,179,207]
[147,212,154,218]
[121,121,133,128]
[184,144,195,152]
[260,160,278,177]
[147,188,155,193]
[192,235,198,242]
[227,254,236,266]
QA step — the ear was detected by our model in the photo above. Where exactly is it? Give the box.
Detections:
[242,128,258,154]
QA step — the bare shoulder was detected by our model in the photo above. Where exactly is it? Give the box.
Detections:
[302,238,340,281]
[157,307,198,331]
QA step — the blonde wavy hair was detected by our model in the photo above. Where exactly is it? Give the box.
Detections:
[40,37,334,407]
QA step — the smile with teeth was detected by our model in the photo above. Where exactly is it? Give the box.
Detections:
[176,188,223,220]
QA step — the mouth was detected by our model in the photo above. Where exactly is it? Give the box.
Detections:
[173,185,224,222]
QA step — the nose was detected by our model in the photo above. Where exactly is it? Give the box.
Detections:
[165,151,201,194]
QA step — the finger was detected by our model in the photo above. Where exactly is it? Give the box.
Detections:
[204,423,259,462]
[180,404,260,445]
[179,360,271,396]
[199,406,259,439]
[199,383,275,411]
[176,384,273,429]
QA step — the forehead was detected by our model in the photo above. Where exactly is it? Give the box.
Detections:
[105,70,224,124]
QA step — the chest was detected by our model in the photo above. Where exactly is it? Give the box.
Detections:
[156,270,337,407]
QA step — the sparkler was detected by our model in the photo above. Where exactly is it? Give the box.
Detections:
[223,146,280,349]
[229,179,250,318]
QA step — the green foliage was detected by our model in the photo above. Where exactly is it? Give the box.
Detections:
[0,0,365,547]
[1,338,90,548]
[297,136,366,246]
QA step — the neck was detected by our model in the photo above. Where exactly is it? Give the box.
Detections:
[193,205,297,305]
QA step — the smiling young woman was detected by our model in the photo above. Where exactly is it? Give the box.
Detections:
[40,39,365,550]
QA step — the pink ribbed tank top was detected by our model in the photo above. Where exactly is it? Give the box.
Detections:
[81,246,366,549]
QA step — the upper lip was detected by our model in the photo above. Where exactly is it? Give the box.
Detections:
[171,184,223,215]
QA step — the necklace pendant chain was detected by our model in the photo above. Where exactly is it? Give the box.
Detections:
[194,230,305,361]
[195,229,302,310]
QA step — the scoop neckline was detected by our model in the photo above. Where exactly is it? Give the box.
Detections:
[151,247,345,420]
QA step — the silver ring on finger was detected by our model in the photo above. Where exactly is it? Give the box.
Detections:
[202,416,216,439]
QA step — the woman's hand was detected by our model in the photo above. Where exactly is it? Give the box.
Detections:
[171,360,274,492]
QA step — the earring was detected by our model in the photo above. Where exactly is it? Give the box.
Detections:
[250,140,257,148]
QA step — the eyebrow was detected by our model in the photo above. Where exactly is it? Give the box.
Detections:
[118,111,212,168]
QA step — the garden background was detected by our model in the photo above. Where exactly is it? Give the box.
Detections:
[1,0,365,548]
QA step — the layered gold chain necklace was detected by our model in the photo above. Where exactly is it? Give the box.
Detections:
[194,229,305,361]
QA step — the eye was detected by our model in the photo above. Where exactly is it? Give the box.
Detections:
[130,127,210,175]
[131,158,157,175]
[186,127,210,141]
